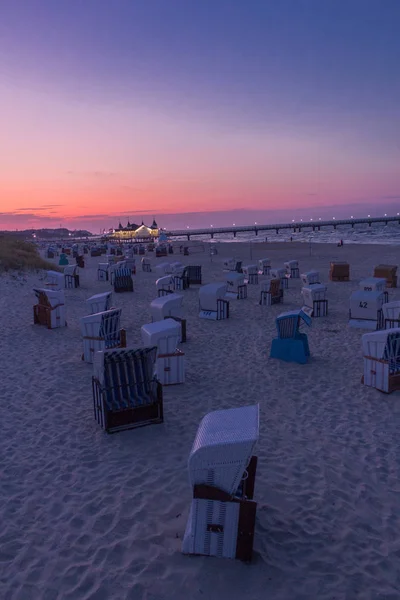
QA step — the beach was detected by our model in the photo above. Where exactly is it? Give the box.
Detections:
[2,240,400,600]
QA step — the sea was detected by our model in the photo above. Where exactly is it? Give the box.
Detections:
[173,222,400,246]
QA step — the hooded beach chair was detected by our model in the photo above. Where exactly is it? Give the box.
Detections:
[224,271,247,299]
[86,292,113,315]
[156,275,175,297]
[301,270,320,286]
[258,258,271,276]
[150,293,186,342]
[33,288,66,329]
[284,260,299,279]
[182,404,259,561]
[97,262,110,281]
[92,347,163,432]
[199,283,229,320]
[124,257,136,274]
[259,278,282,306]
[270,309,311,364]
[373,264,397,288]
[187,265,202,285]
[301,284,328,317]
[329,262,350,282]
[64,264,80,288]
[141,319,184,385]
[59,253,68,266]
[362,329,400,393]
[270,267,288,289]
[113,267,133,293]
[349,290,385,330]
[46,270,64,290]
[154,262,171,276]
[242,264,259,285]
[382,301,400,329]
[80,308,126,363]
[223,258,242,272]
[359,278,388,302]
[141,257,152,272]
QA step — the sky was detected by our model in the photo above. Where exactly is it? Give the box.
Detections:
[0,0,399,232]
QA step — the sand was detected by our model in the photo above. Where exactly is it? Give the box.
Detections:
[1,240,400,600]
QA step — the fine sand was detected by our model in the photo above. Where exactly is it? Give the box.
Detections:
[1,241,400,600]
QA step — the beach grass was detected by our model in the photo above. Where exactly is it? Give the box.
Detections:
[0,236,60,272]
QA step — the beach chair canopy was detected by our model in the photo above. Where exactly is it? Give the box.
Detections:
[199,283,228,310]
[150,293,184,320]
[359,277,386,292]
[188,404,259,495]
[34,288,64,307]
[81,308,122,346]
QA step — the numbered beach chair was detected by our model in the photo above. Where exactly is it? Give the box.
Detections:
[284,260,299,278]
[92,347,163,433]
[301,284,328,317]
[141,257,152,272]
[81,308,126,363]
[113,268,133,293]
[182,404,259,561]
[64,265,80,288]
[150,293,186,342]
[270,267,288,289]
[301,270,320,285]
[141,319,184,385]
[362,329,400,393]
[199,283,230,320]
[86,292,112,315]
[242,265,259,285]
[349,290,385,330]
[270,310,311,364]
[359,278,388,302]
[33,288,66,329]
[259,278,282,306]
[382,301,400,329]
[224,272,247,299]
[258,258,271,276]
[46,270,64,290]
[156,275,174,296]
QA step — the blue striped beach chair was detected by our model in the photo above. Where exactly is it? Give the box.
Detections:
[113,268,133,293]
[92,347,163,432]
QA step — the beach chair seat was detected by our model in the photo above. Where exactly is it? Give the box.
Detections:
[301,284,328,317]
[270,310,311,363]
[141,319,184,385]
[86,292,113,315]
[81,308,126,363]
[64,265,80,288]
[349,290,385,330]
[199,283,229,320]
[113,268,133,293]
[92,347,163,432]
[259,278,282,305]
[362,329,400,393]
[242,264,259,285]
[33,288,66,329]
[182,404,259,561]
[258,258,271,276]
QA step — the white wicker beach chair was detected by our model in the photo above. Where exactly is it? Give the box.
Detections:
[33,288,66,329]
[156,275,174,296]
[141,257,152,272]
[301,284,328,317]
[141,319,184,385]
[80,308,126,363]
[301,270,320,285]
[349,290,385,330]
[224,271,247,299]
[258,258,271,276]
[45,270,64,290]
[242,264,258,285]
[154,262,171,276]
[223,258,242,272]
[182,404,259,561]
[284,260,299,278]
[270,267,288,289]
[362,329,400,393]
[86,292,112,315]
[199,283,229,320]
[64,264,80,288]
[97,262,110,281]
[382,301,400,329]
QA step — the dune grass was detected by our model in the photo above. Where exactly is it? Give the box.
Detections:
[0,237,61,272]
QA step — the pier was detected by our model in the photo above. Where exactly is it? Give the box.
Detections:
[164,215,400,241]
